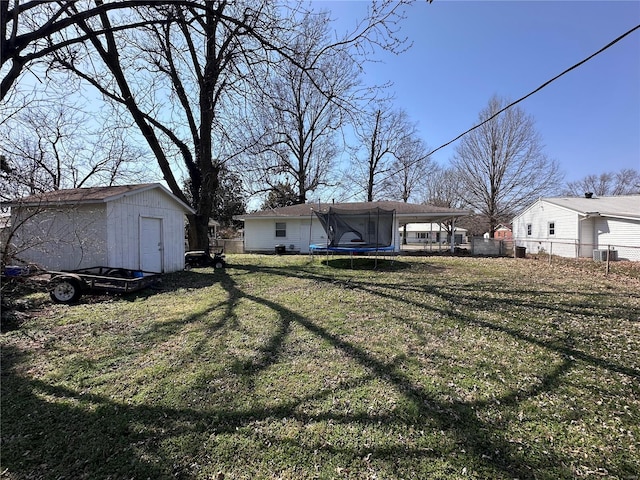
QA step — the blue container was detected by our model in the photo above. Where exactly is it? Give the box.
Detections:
[4,265,29,277]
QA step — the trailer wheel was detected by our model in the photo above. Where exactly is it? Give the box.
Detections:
[214,260,225,269]
[49,277,82,304]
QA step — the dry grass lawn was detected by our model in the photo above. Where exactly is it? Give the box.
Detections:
[1,254,639,479]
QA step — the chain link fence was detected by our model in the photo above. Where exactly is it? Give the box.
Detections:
[512,237,640,275]
[468,236,639,267]
[513,238,640,262]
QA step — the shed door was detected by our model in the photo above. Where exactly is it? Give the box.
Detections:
[140,217,163,273]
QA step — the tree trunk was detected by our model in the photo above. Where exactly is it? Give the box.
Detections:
[187,6,220,251]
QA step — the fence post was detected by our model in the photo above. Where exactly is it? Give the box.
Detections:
[606,245,610,276]
[549,241,552,266]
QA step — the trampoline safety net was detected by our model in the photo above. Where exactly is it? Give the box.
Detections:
[314,207,395,249]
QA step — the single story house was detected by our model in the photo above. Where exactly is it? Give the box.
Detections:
[512,195,640,260]
[399,223,468,245]
[493,224,513,240]
[235,201,471,254]
[5,183,195,272]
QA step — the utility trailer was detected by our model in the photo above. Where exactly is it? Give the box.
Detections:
[48,267,160,304]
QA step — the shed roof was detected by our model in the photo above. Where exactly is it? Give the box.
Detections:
[542,195,640,221]
[5,183,195,213]
[237,201,470,224]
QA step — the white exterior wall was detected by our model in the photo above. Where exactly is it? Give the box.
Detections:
[401,224,467,244]
[243,217,329,253]
[513,200,581,257]
[9,187,188,273]
[107,188,187,272]
[11,205,108,270]
[514,199,640,260]
[243,216,401,253]
[594,217,640,261]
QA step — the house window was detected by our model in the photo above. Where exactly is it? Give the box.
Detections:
[548,222,555,236]
[526,224,532,236]
[417,232,427,239]
[275,222,286,237]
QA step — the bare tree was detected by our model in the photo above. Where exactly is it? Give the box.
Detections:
[0,102,146,200]
[346,106,417,201]
[380,136,432,203]
[451,95,562,237]
[244,10,361,205]
[2,1,272,103]
[6,1,416,248]
[0,0,196,100]
[422,164,464,209]
[376,135,431,244]
[563,169,640,196]
[417,164,468,238]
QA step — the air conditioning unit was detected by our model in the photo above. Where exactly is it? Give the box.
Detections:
[593,249,618,262]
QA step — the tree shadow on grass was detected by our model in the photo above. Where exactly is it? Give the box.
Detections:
[321,257,410,271]
[219,261,638,476]
[3,259,637,478]
[213,261,639,386]
[284,262,640,378]
[1,345,172,479]
[204,273,580,478]
[1,297,575,480]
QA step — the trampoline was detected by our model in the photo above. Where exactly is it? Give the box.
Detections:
[309,206,396,267]
[309,244,396,254]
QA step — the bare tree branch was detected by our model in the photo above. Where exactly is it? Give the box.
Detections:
[452,95,563,237]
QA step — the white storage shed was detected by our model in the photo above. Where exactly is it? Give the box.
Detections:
[6,183,194,272]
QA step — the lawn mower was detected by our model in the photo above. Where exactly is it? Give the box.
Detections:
[184,248,226,269]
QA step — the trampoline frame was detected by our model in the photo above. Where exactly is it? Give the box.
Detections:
[309,244,396,268]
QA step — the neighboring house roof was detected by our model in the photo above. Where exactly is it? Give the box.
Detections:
[535,195,640,221]
[4,183,195,214]
[236,201,470,223]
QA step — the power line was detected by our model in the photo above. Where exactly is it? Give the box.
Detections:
[425,23,640,159]
[345,22,640,201]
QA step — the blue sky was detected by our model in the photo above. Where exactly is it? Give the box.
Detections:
[317,0,640,184]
